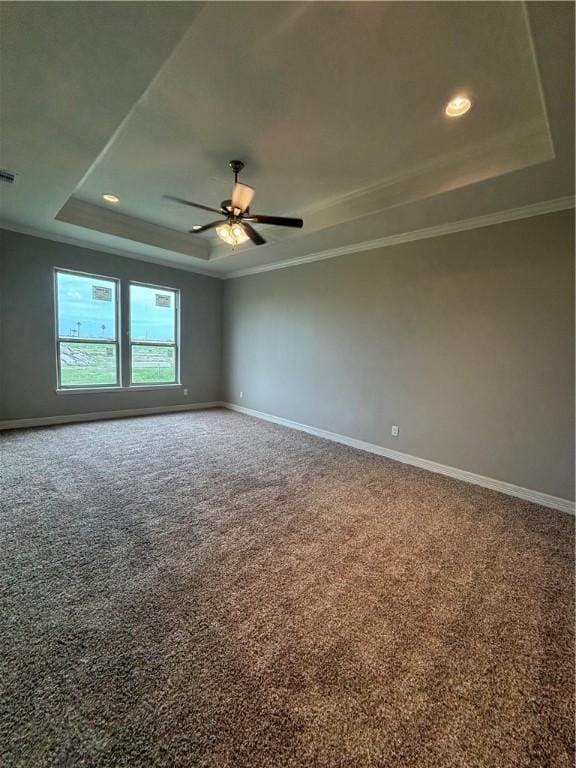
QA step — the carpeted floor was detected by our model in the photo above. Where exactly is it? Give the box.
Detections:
[1,408,574,767]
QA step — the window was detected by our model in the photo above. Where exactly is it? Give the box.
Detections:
[55,270,120,388]
[54,271,180,391]
[129,283,179,385]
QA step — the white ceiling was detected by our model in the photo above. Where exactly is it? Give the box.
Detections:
[1,1,574,278]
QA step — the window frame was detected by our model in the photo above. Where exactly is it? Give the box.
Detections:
[128,281,180,387]
[54,268,121,390]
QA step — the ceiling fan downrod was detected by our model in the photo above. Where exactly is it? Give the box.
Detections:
[229,160,244,185]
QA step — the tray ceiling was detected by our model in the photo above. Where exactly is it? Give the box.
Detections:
[1,2,573,277]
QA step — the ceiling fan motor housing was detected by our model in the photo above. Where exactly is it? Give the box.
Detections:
[221,199,249,217]
[229,160,244,176]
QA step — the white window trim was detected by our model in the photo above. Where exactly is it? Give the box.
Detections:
[128,281,180,387]
[55,384,183,394]
[54,268,121,390]
[54,272,183,394]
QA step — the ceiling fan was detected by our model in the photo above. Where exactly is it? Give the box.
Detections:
[164,160,303,247]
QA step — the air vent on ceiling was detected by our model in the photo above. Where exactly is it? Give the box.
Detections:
[0,169,16,184]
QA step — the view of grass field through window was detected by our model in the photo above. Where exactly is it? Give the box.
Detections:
[56,271,119,387]
[56,272,178,387]
[59,342,118,386]
[131,345,176,383]
[130,284,177,384]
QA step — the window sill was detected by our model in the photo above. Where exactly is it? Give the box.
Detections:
[56,384,183,394]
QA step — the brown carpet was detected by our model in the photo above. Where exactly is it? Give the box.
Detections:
[1,408,574,767]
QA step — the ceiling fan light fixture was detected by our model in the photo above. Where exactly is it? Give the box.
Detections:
[445,95,472,118]
[216,222,249,246]
[164,160,303,248]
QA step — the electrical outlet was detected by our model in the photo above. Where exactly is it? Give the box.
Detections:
[391,425,399,437]
[183,388,188,396]
[239,391,244,399]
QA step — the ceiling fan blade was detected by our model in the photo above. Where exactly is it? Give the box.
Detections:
[231,183,255,213]
[163,195,224,215]
[189,220,222,234]
[240,222,266,246]
[242,214,303,228]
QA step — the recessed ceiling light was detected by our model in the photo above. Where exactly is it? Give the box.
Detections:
[445,96,472,118]
[191,225,202,231]
[102,193,120,204]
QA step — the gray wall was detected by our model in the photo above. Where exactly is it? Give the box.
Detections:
[223,210,575,501]
[2,213,574,501]
[0,229,222,420]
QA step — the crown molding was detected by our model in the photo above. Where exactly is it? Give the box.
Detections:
[3,196,573,282]
[224,196,575,279]
[0,221,221,279]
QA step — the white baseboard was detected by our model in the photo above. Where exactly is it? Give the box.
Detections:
[224,403,575,515]
[0,401,224,431]
[3,400,572,515]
